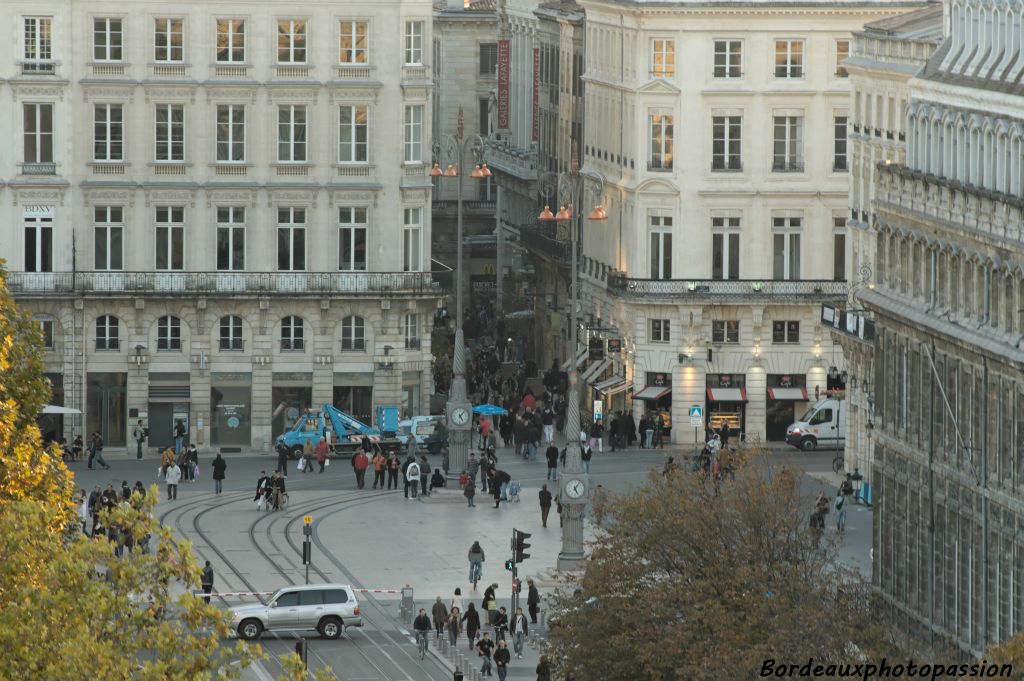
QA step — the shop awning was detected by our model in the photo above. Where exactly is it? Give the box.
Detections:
[560,348,588,371]
[594,375,625,392]
[582,358,612,384]
[604,379,632,397]
[635,386,671,401]
[767,387,809,401]
[706,388,747,402]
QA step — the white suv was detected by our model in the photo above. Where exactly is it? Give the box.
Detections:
[230,584,363,641]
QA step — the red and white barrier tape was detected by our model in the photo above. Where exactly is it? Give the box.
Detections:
[195,588,404,597]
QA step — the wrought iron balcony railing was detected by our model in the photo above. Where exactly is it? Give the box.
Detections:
[6,271,441,296]
[607,274,848,300]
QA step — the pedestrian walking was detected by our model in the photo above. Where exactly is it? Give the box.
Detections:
[177,446,193,483]
[464,475,477,507]
[536,655,552,681]
[275,441,289,477]
[201,560,214,604]
[581,445,593,474]
[165,461,181,500]
[352,450,369,489]
[494,639,511,681]
[834,489,847,533]
[510,606,528,658]
[468,452,480,487]
[431,596,448,639]
[539,484,553,528]
[462,603,481,649]
[254,470,271,503]
[387,453,400,490]
[89,432,110,470]
[160,447,175,478]
[451,587,464,614]
[493,606,508,641]
[446,606,462,647]
[371,450,386,488]
[211,454,227,494]
[545,444,558,481]
[405,457,421,499]
[174,419,186,457]
[482,583,499,625]
[526,579,540,624]
[476,632,495,677]
[589,419,604,453]
[302,439,315,474]
[315,437,330,473]
[490,469,511,509]
[419,456,431,497]
[133,420,146,460]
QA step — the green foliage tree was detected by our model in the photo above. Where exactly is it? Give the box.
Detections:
[545,460,893,680]
[0,266,331,680]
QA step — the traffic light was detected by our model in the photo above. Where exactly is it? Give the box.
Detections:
[514,530,531,563]
[504,559,515,572]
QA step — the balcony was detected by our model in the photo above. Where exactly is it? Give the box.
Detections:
[431,199,496,217]
[6,271,442,297]
[21,162,57,176]
[485,142,537,183]
[606,274,847,302]
[520,227,571,267]
[21,61,56,75]
[874,163,1024,245]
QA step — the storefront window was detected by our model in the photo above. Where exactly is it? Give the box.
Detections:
[211,373,252,446]
[765,373,808,441]
[87,372,127,445]
[272,383,313,440]
[333,384,373,425]
[402,370,421,417]
[705,373,746,434]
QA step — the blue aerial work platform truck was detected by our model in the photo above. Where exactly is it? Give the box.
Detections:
[275,404,402,458]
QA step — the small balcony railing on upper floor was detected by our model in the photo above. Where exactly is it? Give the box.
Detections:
[6,271,442,297]
[606,273,848,301]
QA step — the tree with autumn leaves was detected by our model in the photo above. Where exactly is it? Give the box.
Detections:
[0,267,329,680]
[545,459,896,680]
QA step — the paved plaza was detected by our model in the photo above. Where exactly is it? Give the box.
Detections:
[69,440,869,679]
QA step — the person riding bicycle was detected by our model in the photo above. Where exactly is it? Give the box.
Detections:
[468,540,485,585]
[413,608,432,657]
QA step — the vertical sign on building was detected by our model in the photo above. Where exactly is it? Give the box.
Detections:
[497,39,511,130]
[532,47,539,142]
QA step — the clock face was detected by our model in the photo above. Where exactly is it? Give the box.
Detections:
[451,407,470,426]
[565,479,586,499]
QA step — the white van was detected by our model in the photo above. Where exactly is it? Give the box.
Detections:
[785,398,846,451]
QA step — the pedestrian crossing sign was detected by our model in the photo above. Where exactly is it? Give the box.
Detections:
[689,406,703,428]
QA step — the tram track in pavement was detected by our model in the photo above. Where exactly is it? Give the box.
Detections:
[188,488,431,680]
[157,486,393,678]
[282,500,456,681]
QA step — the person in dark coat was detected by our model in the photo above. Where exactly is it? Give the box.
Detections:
[536,655,552,681]
[431,596,449,639]
[526,579,541,624]
[545,445,559,481]
[211,454,227,494]
[461,603,482,649]
[254,470,270,503]
[275,441,289,476]
[539,484,553,528]
[490,469,512,508]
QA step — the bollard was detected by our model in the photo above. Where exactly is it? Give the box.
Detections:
[539,608,546,627]
[294,639,308,669]
[453,671,464,681]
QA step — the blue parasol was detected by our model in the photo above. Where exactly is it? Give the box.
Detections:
[473,404,508,416]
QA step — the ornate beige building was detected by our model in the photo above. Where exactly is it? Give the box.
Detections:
[2,0,439,452]
[572,0,923,442]
[860,0,1024,653]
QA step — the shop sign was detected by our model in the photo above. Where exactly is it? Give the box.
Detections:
[607,338,622,354]
[779,375,793,388]
[588,337,604,361]
[719,374,732,387]
[650,372,668,387]
[497,40,510,129]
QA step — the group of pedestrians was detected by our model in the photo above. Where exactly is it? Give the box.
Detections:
[811,473,856,535]
[416,571,547,680]
[78,481,150,556]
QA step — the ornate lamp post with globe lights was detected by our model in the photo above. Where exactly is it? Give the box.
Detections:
[429,107,492,477]
[538,142,607,571]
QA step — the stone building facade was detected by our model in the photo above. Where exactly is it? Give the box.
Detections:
[3,0,439,452]
[835,5,942,479]
[863,0,1024,653]
[573,0,922,442]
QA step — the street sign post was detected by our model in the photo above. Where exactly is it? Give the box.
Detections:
[689,406,703,444]
[302,517,313,584]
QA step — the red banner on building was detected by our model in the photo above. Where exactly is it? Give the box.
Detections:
[532,47,539,142]
[497,39,510,130]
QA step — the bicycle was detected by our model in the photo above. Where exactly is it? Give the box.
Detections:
[469,560,482,589]
[832,453,844,474]
[416,630,429,660]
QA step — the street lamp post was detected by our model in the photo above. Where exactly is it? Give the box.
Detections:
[538,142,607,571]
[430,107,491,478]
